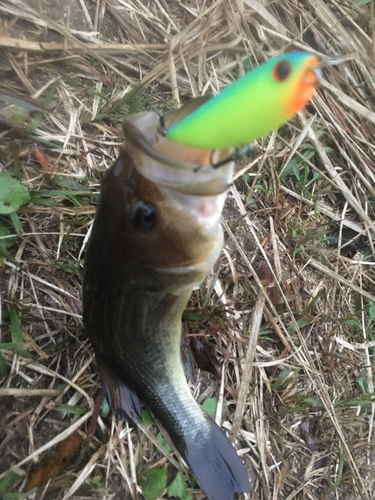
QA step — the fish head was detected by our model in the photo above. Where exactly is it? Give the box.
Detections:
[94,107,233,289]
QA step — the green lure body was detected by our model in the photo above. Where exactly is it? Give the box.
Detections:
[166,52,319,149]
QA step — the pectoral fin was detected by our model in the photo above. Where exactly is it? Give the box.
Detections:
[95,351,141,425]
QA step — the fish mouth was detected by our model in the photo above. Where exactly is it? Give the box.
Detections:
[122,111,234,196]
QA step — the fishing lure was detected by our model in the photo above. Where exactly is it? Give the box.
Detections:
[166,52,320,150]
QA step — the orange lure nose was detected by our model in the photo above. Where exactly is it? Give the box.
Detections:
[289,55,320,114]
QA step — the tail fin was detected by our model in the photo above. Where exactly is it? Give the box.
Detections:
[168,416,250,500]
[94,352,249,499]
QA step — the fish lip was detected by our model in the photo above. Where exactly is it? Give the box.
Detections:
[123,119,201,172]
[122,114,233,196]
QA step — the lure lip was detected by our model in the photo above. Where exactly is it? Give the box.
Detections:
[287,54,320,115]
[303,56,321,86]
[319,53,355,67]
[300,52,353,84]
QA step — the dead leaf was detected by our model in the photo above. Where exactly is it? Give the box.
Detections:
[34,144,51,172]
[25,430,82,491]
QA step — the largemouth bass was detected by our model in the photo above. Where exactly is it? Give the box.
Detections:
[83,52,320,499]
[83,101,250,500]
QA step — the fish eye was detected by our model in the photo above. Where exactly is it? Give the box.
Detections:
[132,200,156,231]
[272,60,292,82]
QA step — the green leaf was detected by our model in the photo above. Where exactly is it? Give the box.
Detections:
[141,409,155,426]
[356,375,368,394]
[91,475,104,490]
[280,157,298,180]
[1,104,29,125]
[328,449,344,493]
[287,315,311,333]
[0,225,14,250]
[43,336,75,354]
[105,82,149,115]
[202,397,218,419]
[44,80,59,108]
[167,471,192,500]
[157,432,173,453]
[1,490,37,499]
[9,212,23,236]
[368,301,375,326]
[354,294,362,315]
[270,369,292,390]
[0,173,30,214]
[10,308,30,358]
[27,194,59,207]
[334,393,375,407]
[0,342,28,349]
[182,310,208,321]
[26,111,45,134]
[54,404,89,415]
[100,397,110,418]
[30,189,94,197]
[0,245,18,265]
[139,465,167,500]
[0,472,18,497]
[202,397,228,423]
[353,0,373,7]
[51,176,90,191]
[10,308,23,343]
[0,352,8,378]
[29,137,62,149]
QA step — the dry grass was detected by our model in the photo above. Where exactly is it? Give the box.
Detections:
[1,0,375,499]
